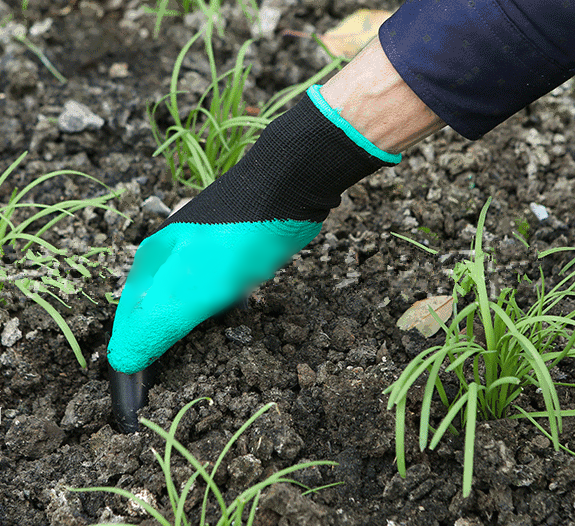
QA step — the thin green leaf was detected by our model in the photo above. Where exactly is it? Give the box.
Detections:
[390,232,439,255]
[462,382,479,498]
[15,280,86,368]
[429,392,470,450]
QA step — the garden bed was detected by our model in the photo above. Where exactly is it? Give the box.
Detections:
[1,0,575,524]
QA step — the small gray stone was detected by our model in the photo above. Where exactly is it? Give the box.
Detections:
[79,0,105,18]
[58,101,105,133]
[427,186,442,202]
[529,202,549,222]
[105,0,124,10]
[29,18,53,37]
[252,5,281,38]
[5,415,65,459]
[141,195,171,217]
[225,325,253,344]
[109,62,129,79]
[335,277,358,289]
[1,317,22,347]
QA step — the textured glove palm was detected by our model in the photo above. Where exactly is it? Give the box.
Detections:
[107,86,401,374]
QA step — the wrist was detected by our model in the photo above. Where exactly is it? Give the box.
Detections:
[320,38,446,154]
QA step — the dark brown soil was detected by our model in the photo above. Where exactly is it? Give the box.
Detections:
[2,1,575,525]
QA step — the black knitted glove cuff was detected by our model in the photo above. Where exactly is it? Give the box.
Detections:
[162,92,397,227]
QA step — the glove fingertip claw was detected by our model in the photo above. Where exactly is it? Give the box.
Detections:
[109,361,159,433]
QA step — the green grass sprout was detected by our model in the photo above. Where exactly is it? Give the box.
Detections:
[13,33,67,84]
[513,216,530,245]
[385,197,575,497]
[143,0,187,40]
[1,152,126,368]
[148,1,343,189]
[144,0,260,39]
[73,399,339,525]
[311,32,350,70]
[391,231,438,255]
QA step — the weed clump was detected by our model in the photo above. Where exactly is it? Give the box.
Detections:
[148,0,344,189]
[387,198,575,497]
[0,152,124,367]
[74,400,338,525]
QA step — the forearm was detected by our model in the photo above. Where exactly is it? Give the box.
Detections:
[320,38,446,155]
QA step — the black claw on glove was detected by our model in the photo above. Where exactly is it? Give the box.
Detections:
[109,298,248,433]
[109,361,158,433]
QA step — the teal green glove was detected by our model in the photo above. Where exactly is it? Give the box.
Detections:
[107,86,401,374]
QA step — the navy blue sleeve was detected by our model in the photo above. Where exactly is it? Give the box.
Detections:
[378,0,575,140]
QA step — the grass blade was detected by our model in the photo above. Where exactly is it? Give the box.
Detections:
[14,280,86,368]
[462,383,478,497]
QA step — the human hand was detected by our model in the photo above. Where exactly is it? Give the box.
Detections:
[107,203,320,374]
[107,87,399,375]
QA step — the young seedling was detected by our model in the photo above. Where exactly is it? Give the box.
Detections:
[148,0,344,189]
[144,0,260,40]
[73,399,339,526]
[0,152,125,367]
[13,33,67,84]
[386,197,575,497]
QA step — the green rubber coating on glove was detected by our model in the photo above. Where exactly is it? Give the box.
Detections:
[307,84,402,165]
[107,218,321,374]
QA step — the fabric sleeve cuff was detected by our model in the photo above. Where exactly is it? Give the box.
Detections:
[378,0,575,140]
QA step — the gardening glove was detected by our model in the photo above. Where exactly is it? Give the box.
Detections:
[107,85,401,374]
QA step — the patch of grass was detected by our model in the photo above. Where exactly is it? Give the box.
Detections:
[148,0,344,189]
[73,399,339,525]
[0,152,125,368]
[386,197,575,497]
[144,0,260,40]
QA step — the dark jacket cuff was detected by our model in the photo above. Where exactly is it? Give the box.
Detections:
[378,0,575,140]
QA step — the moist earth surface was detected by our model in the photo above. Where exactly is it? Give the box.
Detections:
[1,1,575,525]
